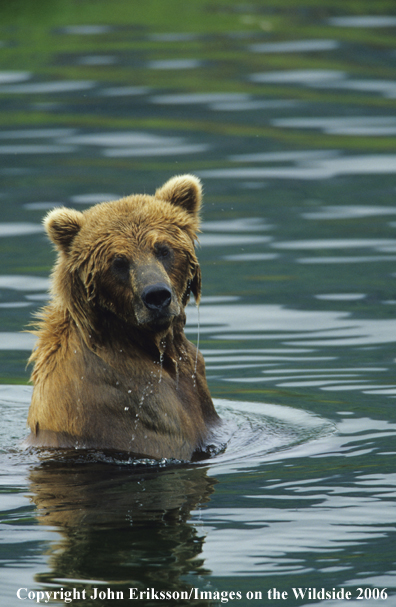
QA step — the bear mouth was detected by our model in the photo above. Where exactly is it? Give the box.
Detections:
[145,314,174,332]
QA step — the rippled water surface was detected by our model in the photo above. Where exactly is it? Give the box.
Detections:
[1,1,396,605]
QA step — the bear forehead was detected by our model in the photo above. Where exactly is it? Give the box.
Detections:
[68,195,199,258]
[83,194,197,232]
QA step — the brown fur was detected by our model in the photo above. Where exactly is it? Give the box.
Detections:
[26,175,220,460]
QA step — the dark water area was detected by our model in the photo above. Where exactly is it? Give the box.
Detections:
[1,1,396,605]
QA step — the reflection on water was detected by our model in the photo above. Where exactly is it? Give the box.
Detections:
[0,71,30,83]
[0,389,335,603]
[201,153,396,180]
[63,25,114,35]
[1,0,396,603]
[0,127,210,159]
[250,69,346,85]
[313,78,396,98]
[101,85,150,96]
[29,459,216,599]
[328,15,396,27]
[78,55,117,66]
[148,59,203,70]
[250,39,340,53]
[303,205,396,220]
[0,128,77,139]
[197,469,396,578]
[0,275,49,291]
[0,223,43,236]
[274,116,396,136]
[1,388,395,602]
[0,80,96,94]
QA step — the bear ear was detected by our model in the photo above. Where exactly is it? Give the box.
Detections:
[44,207,84,253]
[155,174,202,217]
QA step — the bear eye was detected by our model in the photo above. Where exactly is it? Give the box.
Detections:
[112,255,130,278]
[155,244,171,260]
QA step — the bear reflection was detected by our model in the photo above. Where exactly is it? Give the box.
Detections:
[29,452,216,604]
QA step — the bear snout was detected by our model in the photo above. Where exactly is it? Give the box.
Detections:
[141,282,172,312]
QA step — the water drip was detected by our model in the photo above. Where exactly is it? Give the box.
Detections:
[134,378,151,432]
[193,304,200,386]
[175,358,179,391]
[159,356,164,383]
[133,410,140,433]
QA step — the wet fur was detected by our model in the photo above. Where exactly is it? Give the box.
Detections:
[26,175,220,460]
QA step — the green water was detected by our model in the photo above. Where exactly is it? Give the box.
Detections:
[1,1,396,605]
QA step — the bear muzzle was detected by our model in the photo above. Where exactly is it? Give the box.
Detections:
[131,262,180,330]
[135,281,180,330]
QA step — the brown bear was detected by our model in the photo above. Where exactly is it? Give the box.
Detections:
[26,175,220,460]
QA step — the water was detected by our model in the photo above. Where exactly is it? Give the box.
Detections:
[1,1,396,605]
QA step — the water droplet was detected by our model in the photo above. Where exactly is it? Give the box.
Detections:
[116,381,119,386]
[74,350,77,354]
[124,406,129,411]
[120,349,123,352]
[81,376,84,380]
[127,389,131,394]
[159,351,164,383]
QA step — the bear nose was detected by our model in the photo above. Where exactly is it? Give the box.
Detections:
[141,283,172,311]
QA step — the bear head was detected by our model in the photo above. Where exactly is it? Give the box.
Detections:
[44,175,203,342]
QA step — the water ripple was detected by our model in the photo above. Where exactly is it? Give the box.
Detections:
[0,80,96,94]
[200,153,396,180]
[0,223,43,236]
[0,71,31,83]
[250,39,340,53]
[329,15,396,27]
